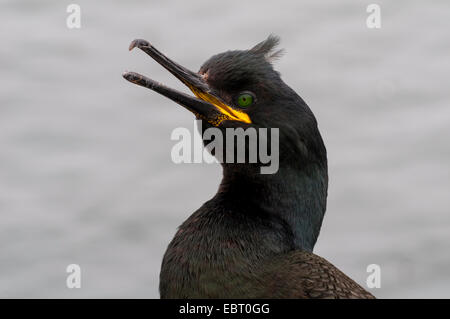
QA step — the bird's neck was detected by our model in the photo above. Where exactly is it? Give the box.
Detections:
[160,162,327,297]
[219,163,328,252]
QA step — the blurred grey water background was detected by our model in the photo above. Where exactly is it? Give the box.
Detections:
[1,0,449,298]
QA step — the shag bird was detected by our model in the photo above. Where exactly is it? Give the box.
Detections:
[123,35,375,299]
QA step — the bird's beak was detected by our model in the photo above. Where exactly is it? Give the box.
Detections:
[123,39,251,126]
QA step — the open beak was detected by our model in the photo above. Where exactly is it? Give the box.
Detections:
[123,39,251,126]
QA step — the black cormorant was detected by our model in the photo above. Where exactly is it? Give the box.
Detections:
[123,36,375,299]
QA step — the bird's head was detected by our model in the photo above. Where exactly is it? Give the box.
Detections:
[124,36,328,250]
[123,35,326,171]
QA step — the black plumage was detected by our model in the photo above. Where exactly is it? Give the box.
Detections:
[123,35,375,299]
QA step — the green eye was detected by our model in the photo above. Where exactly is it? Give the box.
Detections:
[237,92,254,107]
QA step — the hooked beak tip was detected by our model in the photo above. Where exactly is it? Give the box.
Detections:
[122,71,141,84]
[129,39,151,51]
[122,71,131,80]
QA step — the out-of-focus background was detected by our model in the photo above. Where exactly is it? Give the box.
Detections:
[1,0,449,298]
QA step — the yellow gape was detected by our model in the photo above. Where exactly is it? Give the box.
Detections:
[188,85,251,125]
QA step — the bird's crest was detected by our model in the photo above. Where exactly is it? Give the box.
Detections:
[250,35,285,63]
